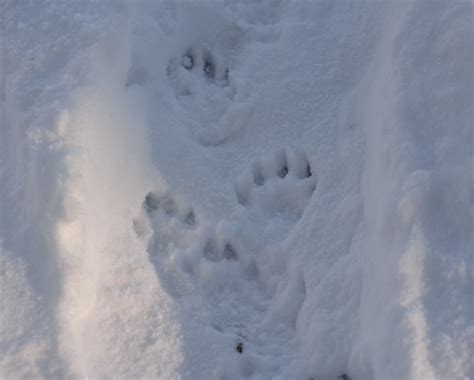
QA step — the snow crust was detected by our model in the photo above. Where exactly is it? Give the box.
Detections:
[1,1,472,379]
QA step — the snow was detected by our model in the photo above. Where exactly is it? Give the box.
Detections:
[1,1,472,379]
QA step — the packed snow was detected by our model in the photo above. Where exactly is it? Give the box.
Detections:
[0,1,472,379]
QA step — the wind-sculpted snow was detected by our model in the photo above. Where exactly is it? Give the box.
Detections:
[1,0,472,379]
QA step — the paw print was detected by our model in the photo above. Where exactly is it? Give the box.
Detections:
[235,149,316,221]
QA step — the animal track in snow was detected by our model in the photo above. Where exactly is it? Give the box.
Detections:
[132,190,203,295]
[166,43,250,147]
[133,164,312,377]
[235,148,316,223]
[133,190,256,295]
[167,48,231,95]
[231,148,316,324]
[134,191,197,234]
[200,149,316,378]
[133,148,315,377]
[160,3,256,148]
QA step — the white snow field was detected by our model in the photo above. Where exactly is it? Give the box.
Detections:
[0,0,472,379]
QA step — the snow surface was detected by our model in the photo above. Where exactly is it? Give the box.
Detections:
[1,1,472,379]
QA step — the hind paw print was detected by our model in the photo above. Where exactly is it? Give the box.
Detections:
[235,149,316,221]
[167,48,230,96]
[143,191,197,227]
[133,191,197,237]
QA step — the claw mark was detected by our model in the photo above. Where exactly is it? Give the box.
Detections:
[305,162,312,178]
[236,342,243,354]
[223,243,238,260]
[278,164,288,179]
[144,192,160,212]
[184,211,197,226]
[203,50,216,79]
